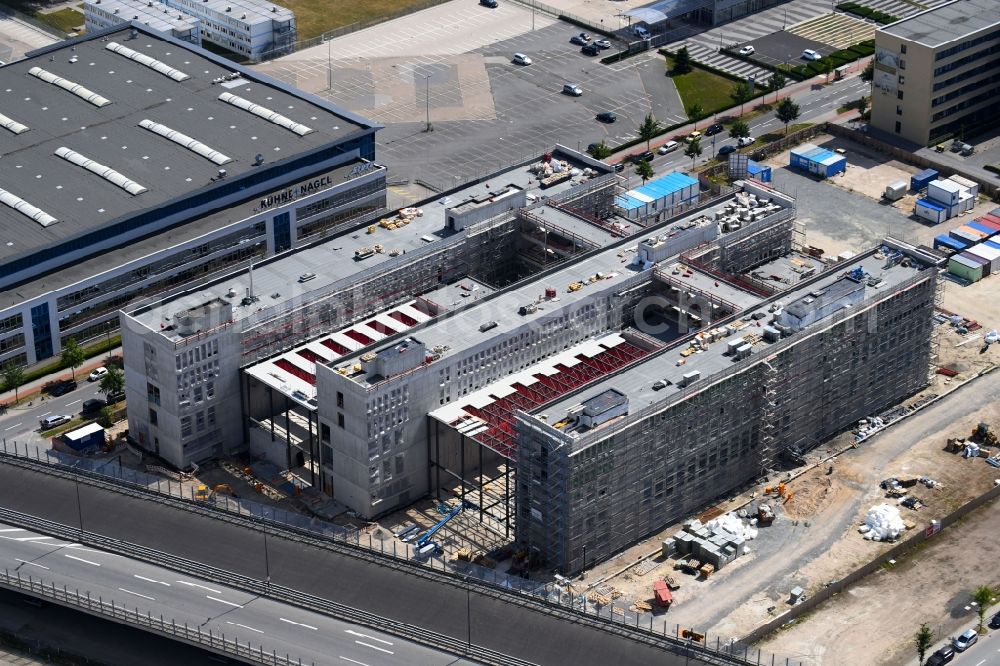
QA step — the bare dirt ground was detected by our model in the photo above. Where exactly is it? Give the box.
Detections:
[759,493,1000,666]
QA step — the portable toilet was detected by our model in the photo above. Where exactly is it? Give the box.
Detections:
[911,168,938,191]
[949,253,983,282]
[915,198,947,224]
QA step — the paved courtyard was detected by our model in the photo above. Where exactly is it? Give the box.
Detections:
[0,9,58,63]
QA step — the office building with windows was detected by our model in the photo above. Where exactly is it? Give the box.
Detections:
[84,0,201,44]
[0,23,383,371]
[870,0,1000,145]
[161,0,295,60]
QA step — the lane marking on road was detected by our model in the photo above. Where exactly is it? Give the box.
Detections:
[3,424,21,431]
[14,536,55,542]
[66,400,81,406]
[226,621,263,634]
[134,574,170,586]
[206,595,243,608]
[0,528,25,532]
[39,412,51,418]
[119,587,155,601]
[280,618,318,630]
[64,554,100,566]
[976,660,985,665]
[339,658,370,666]
[15,559,49,569]
[355,641,393,654]
[176,580,221,594]
[345,630,392,645]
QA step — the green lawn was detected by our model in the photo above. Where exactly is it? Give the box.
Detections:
[664,56,738,118]
[39,7,84,33]
[274,0,446,41]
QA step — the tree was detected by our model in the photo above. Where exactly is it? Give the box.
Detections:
[687,103,704,121]
[857,96,869,121]
[634,159,654,184]
[730,81,753,115]
[673,47,692,75]
[821,58,833,83]
[2,364,25,405]
[684,138,702,170]
[776,98,801,135]
[915,623,933,665]
[729,119,751,150]
[61,338,85,381]
[638,113,662,151]
[860,60,874,85]
[99,405,115,428]
[99,365,125,403]
[972,585,995,632]
[768,72,786,103]
[589,141,612,159]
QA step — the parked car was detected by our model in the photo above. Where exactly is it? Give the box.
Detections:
[596,111,617,123]
[562,83,583,96]
[47,379,77,396]
[479,0,498,7]
[990,611,1000,630]
[718,144,736,155]
[40,414,72,430]
[738,45,755,56]
[926,646,955,666]
[658,140,679,154]
[582,43,601,56]
[686,130,702,143]
[570,32,590,45]
[88,366,108,382]
[801,49,821,61]
[633,25,650,39]
[511,53,532,66]
[705,123,724,136]
[953,629,978,652]
[737,136,755,147]
[594,39,611,49]
[105,390,125,404]
[612,162,625,173]
[81,398,105,414]
[652,379,672,390]
[631,150,654,163]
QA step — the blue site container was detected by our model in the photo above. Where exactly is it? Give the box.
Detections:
[934,234,968,253]
[789,144,845,178]
[911,168,939,191]
[967,221,994,237]
[747,160,772,183]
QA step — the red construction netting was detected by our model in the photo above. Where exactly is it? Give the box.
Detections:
[297,348,323,363]
[344,329,375,346]
[274,359,316,386]
[388,310,418,326]
[320,338,350,355]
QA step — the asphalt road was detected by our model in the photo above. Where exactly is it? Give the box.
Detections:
[0,376,106,444]
[0,518,464,666]
[0,462,706,666]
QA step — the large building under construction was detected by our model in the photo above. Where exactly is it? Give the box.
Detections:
[123,152,942,572]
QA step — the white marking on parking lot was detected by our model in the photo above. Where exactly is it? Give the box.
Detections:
[176,580,221,593]
[345,630,392,645]
[975,660,985,666]
[0,528,25,532]
[14,536,55,542]
[355,641,393,654]
[66,400,81,406]
[339,657,370,666]
[280,618,318,630]
[64,554,100,566]
[206,595,243,608]
[15,559,49,569]
[119,587,155,601]
[3,424,21,431]
[227,621,263,634]
[134,574,170,586]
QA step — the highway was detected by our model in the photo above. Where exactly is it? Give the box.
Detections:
[0,459,730,666]
[0,518,466,666]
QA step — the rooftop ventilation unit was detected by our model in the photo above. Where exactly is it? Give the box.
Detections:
[105,42,189,81]
[138,119,231,164]
[0,111,29,135]
[0,187,58,227]
[54,146,147,196]
[217,92,314,136]
[28,67,111,107]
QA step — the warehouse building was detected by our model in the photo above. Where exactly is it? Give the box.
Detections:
[870,0,1000,145]
[0,24,382,370]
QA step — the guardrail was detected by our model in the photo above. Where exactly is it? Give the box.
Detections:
[0,447,755,665]
[0,567,302,665]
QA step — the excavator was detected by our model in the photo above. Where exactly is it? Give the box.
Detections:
[971,422,998,447]
[194,483,237,500]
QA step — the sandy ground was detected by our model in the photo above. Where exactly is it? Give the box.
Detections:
[759,493,1000,666]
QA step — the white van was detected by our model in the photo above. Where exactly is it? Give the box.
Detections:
[658,141,679,155]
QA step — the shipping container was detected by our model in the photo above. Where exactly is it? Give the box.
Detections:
[947,174,979,198]
[61,423,106,452]
[915,198,947,224]
[968,221,996,237]
[981,213,1000,229]
[948,253,982,282]
[954,224,987,240]
[911,169,939,191]
[934,234,969,253]
[747,160,772,183]
[616,172,698,220]
[968,243,1000,275]
[928,179,962,206]
[959,251,989,278]
[789,143,846,178]
[950,228,981,245]
[975,218,1000,235]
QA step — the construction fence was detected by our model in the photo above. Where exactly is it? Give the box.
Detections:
[741,481,1000,645]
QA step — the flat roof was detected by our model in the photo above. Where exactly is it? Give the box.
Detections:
[131,155,609,333]
[189,0,294,23]
[879,0,999,47]
[0,24,373,266]
[539,250,934,443]
[84,0,201,31]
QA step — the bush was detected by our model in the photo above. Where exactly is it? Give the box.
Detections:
[836,2,898,24]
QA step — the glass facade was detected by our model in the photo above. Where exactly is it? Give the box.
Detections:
[273,213,292,253]
[30,303,52,360]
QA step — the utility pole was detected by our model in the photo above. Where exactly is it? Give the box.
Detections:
[327,38,332,91]
[423,74,433,133]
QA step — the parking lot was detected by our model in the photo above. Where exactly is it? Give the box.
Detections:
[0,9,58,63]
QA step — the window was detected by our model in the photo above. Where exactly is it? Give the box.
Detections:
[336,391,344,408]
[181,415,192,438]
[899,44,906,54]
[898,59,905,70]
[895,120,902,133]
[321,423,330,442]
[148,408,158,426]
[898,75,905,85]
[337,413,345,428]
[897,90,904,100]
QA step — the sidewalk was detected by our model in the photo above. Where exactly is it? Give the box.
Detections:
[0,349,121,409]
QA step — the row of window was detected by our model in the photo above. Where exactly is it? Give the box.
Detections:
[933,42,1000,78]
[934,28,1000,61]
[933,60,1000,92]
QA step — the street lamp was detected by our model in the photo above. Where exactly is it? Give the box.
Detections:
[327,37,332,91]
[422,74,433,133]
